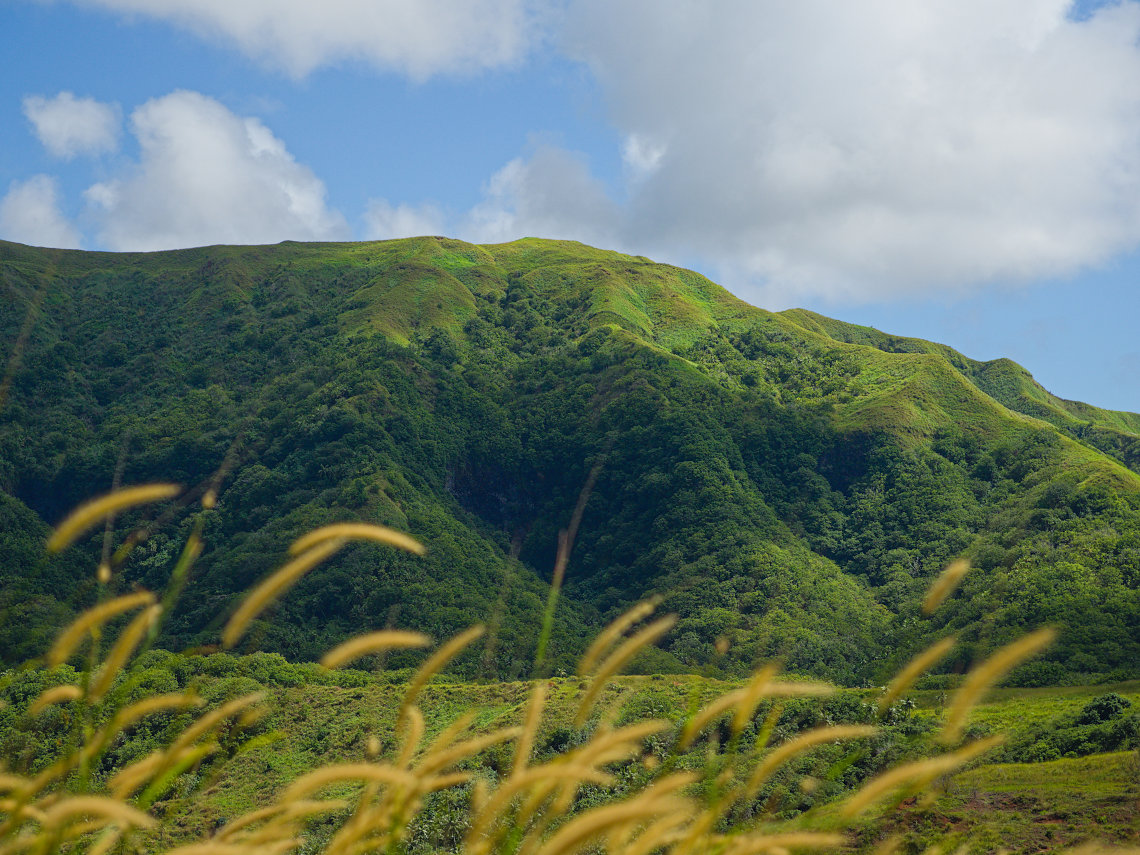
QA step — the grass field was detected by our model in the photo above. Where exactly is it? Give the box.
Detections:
[904,681,1140,733]
[138,671,1139,853]
[924,752,1140,852]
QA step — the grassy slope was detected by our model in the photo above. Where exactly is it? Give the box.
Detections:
[942,753,1139,850]
[139,671,1139,853]
[1,236,1139,684]
[783,307,1140,466]
[472,245,1139,488]
[6,235,1133,460]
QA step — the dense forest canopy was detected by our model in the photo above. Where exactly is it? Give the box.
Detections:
[1,236,1137,685]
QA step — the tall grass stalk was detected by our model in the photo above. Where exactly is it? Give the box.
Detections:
[0,486,1088,854]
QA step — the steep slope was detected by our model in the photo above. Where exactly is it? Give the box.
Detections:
[1,236,1137,684]
[782,308,1140,472]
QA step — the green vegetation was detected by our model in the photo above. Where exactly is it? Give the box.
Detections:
[1,236,1138,686]
[8,488,1064,855]
[4,643,1137,852]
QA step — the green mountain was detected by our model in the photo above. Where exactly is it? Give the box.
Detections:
[1,236,1137,684]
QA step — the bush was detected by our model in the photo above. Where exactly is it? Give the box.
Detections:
[1075,693,1133,725]
[1004,659,1071,688]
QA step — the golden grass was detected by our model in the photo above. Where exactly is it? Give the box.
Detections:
[46,483,181,553]
[214,800,348,842]
[878,635,957,715]
[577,596,662,677]
[513,683,547,775]
[922,558,970,615]
[28,684,82,715]
[539,785,691,855]
[401,624,485,718]
[288,522,425,557]
[745,725,877,796]
[89,603,161,700]
[283,764,422,800]
[574,614,676,726]
[222,539,346,648]
[678,665,834,750]
[2,489,1103,855]
[40,795,155,830]
[940,627,1056,744]
[841,734,1005,818]
[48,590,156,666]
[319,630,431,669]
[225,522,426,650]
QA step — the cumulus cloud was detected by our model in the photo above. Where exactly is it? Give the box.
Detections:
[498,0,1140,303]
[460,146,621,246]
[23,92,120,159]
[363,200,447,241]
[37,0,1140,303]
[64,0,541,79]
[86,90,349,251]
[0,175,82,248]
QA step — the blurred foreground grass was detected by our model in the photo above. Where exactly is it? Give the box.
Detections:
[138,673,1140,852]
[1,484,1137,854]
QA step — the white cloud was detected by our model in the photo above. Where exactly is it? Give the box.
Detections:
[460,146,620,246]
[23,92,120,159]
[363,199,447,240]
[0,175,82,248]
[65,0,542,79]
[506,0,1140,303]
[48,0,1140,303]
[86,90,349,251]
[621,134,666,179]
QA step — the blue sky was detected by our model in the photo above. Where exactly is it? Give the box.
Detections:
[2,0,1138,412]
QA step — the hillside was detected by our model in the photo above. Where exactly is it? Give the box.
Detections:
[783,308,1140,469]
[1,236,1138,683]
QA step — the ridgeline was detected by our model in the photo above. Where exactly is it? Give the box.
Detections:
[1,236,1137,684]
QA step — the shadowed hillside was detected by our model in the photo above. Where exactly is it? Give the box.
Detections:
[1,236,1137,684]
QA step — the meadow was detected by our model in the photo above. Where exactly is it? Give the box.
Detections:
[1,485,1137,854]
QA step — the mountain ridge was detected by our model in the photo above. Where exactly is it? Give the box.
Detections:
[1,235,1137,684]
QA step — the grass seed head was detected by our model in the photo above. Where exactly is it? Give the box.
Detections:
[575,614,676,726]
[41,795,156,830]
[577,596,663,677]
[401,625,485,717]
[923,559,971,615]
[320,630,431,669]
[90,604,162,701]
[222,538,346,648]
[48,590,157,666]
[47,483,181,553]
[28,684,83,715]
[289,522,424,556]
[878,635,957,715]
[941,628,1056,744]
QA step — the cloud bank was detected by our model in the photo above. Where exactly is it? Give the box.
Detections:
[467,0,1140,302]
[13,1,1140,305]
[363,200,447,242]
[461,146,621,246]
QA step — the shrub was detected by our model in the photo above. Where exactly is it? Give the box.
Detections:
[1076,693,1133,725]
